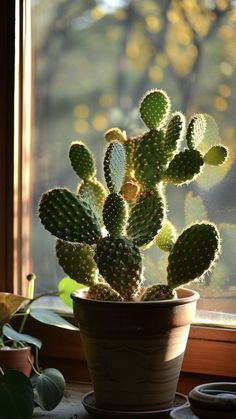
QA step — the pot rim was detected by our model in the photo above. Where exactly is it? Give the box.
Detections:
[0,346,32,352]
[71,287,199,306]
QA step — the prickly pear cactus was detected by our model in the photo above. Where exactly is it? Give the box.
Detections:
[204,145,228,166]
[104,141,126,193]
[69,141,96,181]
[56,240,97,285]
[163,149,204,185]
[134,130,167,188]
[77,179,107,225]
[95,236,143,300]
[167,222,220,289]
[164,112,185,159]
[39,188,101,244]
[186,114,206,150]
[103,193,128,237]
[141,284,176,301]
[127,188,165,247]
[140,89,170,130]
[155,220,177,252]
[87,283,123,301]
[124,136,140,178]
[38,87,228,302]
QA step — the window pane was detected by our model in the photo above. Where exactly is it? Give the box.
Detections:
[29,0,236,324]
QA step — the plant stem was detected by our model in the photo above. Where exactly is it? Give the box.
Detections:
[28,275,35,300]
[28,352,41,376]
[18,306,31,334]
[0,325,5,347]
[30,290,59,304]
[18,274,36,334]
[17,274,59,334]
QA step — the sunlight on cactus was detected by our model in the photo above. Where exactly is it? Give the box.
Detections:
[39,89,228,302]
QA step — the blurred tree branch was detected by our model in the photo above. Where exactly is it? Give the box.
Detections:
[167,1,233,112]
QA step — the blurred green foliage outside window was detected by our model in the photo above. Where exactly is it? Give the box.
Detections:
[30,0,236,323]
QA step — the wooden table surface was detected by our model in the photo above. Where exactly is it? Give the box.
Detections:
[33,382,92,419]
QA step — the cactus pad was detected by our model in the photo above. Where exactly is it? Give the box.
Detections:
[124,136,140,178]
[39,188,101,244]
[141,284,176,301]
[140,89,170,130]
[134,130,167,188]
[127,189,165,247]
[186,114,206,150]
[95,236,142,299]
[87,283,123,301]
[69,141,96,181]
[77,178,107,224]
[103,193,128,237]
[167,222,220,288]
[56,240,98,286]
[155,220,177,252]
[163,149,204,185]
[164,112,185,159]
[104,142,126,193]
[204,145,228,166]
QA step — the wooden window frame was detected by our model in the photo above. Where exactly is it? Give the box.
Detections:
[0,0,16,293]
[1,0,235,391]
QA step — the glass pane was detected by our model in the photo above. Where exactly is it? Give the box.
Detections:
[29,0,236,325]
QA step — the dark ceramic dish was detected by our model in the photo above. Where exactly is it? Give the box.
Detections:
[82,391,188,419]
[170,404,197,418]
[188,382,236,419]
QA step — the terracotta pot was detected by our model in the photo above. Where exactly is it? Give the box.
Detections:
[0,346,33,377]
[72,288,199,412]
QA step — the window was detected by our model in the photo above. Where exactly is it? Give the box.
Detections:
[1,0,235,387]
[26,0,236,326]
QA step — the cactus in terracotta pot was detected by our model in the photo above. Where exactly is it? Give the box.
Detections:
[38,89,230,414]
[39,89,227,302]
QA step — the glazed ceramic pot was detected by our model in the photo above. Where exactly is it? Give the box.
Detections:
[0,346,33,377]
[188,382,236,419]
[72,288,199,412]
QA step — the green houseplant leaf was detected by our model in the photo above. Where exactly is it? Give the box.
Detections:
[3,325,42,349]
[0,293,28,325]
[30,308,78,331]
[0,369,34,419]
[58,276,86,309]
[31,368,65,411]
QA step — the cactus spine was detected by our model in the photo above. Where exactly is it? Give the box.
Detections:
[38,88,228,302]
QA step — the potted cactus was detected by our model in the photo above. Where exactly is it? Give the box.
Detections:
[38,89,228,415]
